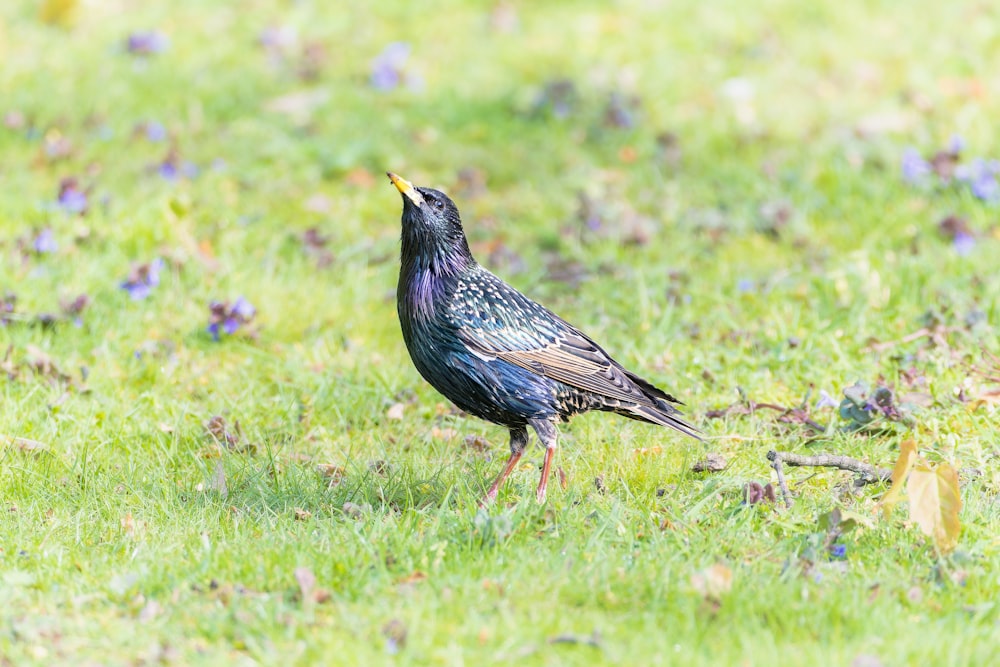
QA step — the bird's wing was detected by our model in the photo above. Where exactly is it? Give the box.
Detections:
[449,273,667,407]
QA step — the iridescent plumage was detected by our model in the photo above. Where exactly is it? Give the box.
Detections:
[388,172,699,503]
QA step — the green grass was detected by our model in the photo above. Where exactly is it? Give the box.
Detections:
[2,0,1000,664]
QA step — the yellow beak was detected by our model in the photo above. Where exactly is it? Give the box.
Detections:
[387,172,424,206]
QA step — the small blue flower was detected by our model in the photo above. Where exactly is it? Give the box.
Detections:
[954,158,1000,202]
[953,232,976,256]
[145,121,167,142]
[32,228,57,254]
[0,292,15,326]
[901,147,931,184]
[829,544,847,559]
[158,151,199,181]
[815,390,838,409]
[947,134,965,155]
[127,31,170,55]
[259,26,297,53]
[736,278,755,293]
[208,297,256,341]
[120,259,164,300]
[370,42,410,91]
[57,178,87,215]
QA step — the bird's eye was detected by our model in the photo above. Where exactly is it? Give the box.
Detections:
[433,198,444,210]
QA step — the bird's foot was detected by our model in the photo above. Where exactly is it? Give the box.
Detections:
[479,486,499,507]
[535,483,547,504]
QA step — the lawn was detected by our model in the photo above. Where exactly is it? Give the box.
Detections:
[2,0,1000,664]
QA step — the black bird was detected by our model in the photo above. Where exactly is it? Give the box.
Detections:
[388,172,700,503]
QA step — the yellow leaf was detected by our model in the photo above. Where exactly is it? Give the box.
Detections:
[907,461,961,552]
[879,439,917,519]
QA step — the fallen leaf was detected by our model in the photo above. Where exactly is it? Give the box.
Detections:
[263,88,330,123]
[294,567,316,601]
[463,435,491,453]
[879,439,917,519]
[342,502,368,519]
[691,563,733,599]
[430,427,459,440]
[317,463,345,486]
[632,446,662,458]
[908,461,961,551]
[2,435,47,454]
[396,571,427,585]
[294,507,312,521]
[210,460,228,498]
[386,403,405,420]
[692,453,727,473]
[121,512,136,538]
[969,388,1000,411]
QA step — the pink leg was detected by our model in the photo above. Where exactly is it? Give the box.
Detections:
[529,418,559,504]
[481,427,529,505]
[482,450,523,504]
[536,445,556,504]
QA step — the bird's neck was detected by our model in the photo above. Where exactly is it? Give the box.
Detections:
[399,228,476,279]
[398,231,477,322]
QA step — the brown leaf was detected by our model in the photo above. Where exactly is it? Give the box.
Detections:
[396,571,427,585]
[879,439,917,519]
[210,460,228,498]
[969,388,1000,411]
[908,461,961,551]
[692,453,727,473]
[317,464,345,486]
[294,567,316,601]
[463,435,492,453]
[2,435,48,454]
[294,507,312,521]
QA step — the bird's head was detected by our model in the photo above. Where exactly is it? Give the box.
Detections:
[387,172,473,272]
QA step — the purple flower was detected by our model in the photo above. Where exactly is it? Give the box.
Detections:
[145,121,167,142]
[57,178,88,215]
[829,544,847,559]
[947,134,965,155]
[0,292,15,326]
[32,228,57,254]
[208,297,256,341]
[120,259,164,300]
[259,26,297,53]
[370,42,410,91]
[158,151,199,181]
[736,278,755,293]
[955,158,1000,202]
[815,390,838,409]
[901,147,931,184]
[127,31,170,55]
[953,232,976,256]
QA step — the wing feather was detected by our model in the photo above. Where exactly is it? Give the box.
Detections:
[449,271,665,407]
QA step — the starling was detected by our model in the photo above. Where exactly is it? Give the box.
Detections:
[388,172,700,503]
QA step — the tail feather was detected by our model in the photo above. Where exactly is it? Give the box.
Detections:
[626,402,702,441]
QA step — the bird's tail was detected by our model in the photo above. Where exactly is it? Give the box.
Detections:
[617,369,703,440]
[625,402,702,440]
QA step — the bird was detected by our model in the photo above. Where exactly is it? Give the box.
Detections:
[387,172,700,503]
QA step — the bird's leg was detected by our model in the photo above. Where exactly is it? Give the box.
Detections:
[529,418,559,504]
[482,426,529,505]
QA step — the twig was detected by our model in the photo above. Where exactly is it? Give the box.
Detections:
[767,450,891,490]
[866,326,960,353]
[768,453,793,509]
